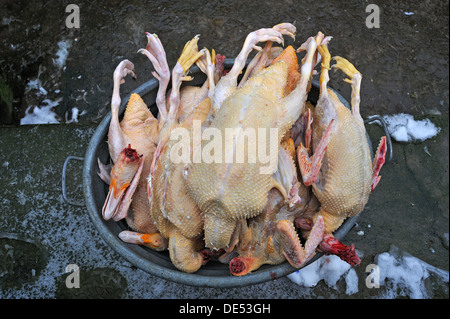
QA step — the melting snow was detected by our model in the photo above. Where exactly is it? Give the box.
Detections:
[21,74,84,125]
[65,107,86,123]
[54,39,72,69]
[25,78,48,96]
[20,38,76,125]
[376,246,449,298]
[368,113,441,143]
[20,98,61,125]
[21,77,61,125]
[288,246,449,298]
[288,254,359,295]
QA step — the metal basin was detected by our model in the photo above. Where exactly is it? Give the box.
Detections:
[81,59,372,288]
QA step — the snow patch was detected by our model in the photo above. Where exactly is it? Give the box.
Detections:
[288,255,359,295]
[288,246,449,299]
[66,107,86,123]
[54,39,72,69]
[376,246,449,298]
[20,98,62,125]
[25,78,47,96]
[369,113,441,143]
[21,75,84,125]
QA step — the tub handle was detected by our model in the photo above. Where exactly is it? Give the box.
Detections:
[365,115,393,163]
[62,156,85,207]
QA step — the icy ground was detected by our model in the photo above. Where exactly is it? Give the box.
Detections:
[1,116,446,299]
[288,246,449,299]
[1,142,447,299]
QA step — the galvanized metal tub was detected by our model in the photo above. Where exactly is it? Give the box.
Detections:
[79,58,384,288]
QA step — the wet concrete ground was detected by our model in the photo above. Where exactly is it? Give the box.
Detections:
[0,1,448,299]
[1,0,448,124]
[0,121,447,299]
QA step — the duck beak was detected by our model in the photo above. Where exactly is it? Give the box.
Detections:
[102,144,143,221]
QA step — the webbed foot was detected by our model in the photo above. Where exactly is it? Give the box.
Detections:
[138,32,170,121]
[332,56,363,124]
[371,136,387,191]
[167,35,207,125]
[297,119,334,186]
[108,60,136,163]
[277,215,324,268]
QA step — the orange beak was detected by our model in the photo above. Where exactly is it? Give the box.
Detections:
[102,145,143,221]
